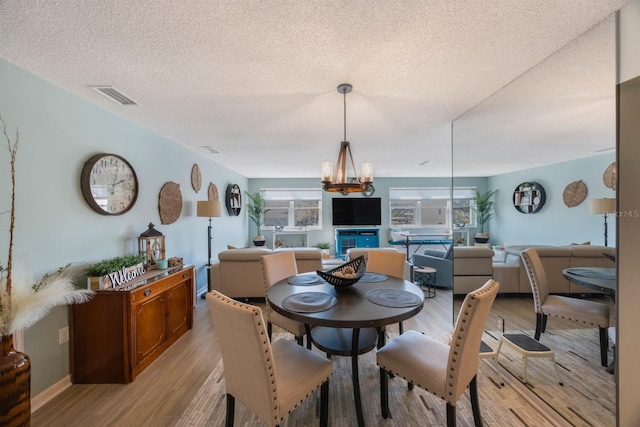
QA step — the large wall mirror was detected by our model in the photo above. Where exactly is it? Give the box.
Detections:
[452,14,617,424]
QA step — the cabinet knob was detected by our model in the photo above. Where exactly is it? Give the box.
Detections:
[183,272,188,278]
[144,289,151,297]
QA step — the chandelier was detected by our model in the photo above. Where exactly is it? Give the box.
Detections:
[321,83,373,195]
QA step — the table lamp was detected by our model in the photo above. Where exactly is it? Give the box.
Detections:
[197,200,222,294]
[589,198,616,246]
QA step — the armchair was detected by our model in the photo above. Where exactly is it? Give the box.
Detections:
[411,246,453,289]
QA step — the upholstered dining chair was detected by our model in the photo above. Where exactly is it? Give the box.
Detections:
[367,249,410,334]
[377,279,499,427]
[520,248,610,367]
[206,290,332,427]
[261,251,309,348]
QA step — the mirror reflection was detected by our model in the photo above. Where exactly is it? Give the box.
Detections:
[451,14,617,425]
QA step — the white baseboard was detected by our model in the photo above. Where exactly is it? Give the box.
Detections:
[31,375,72,413]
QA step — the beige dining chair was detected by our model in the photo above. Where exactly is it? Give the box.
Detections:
[377,279,499,427]
[261,251,310,348]
[366,249,409,334]
[206,290,332,427]
[520,248,610,366]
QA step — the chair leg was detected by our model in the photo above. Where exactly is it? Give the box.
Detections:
[399,321,404,335]
[267,322,273,341]
[446,403,456,427]
[599,327,609,367]
[320,380,329,427]
[541,314,548,333]
[226,393,235,427]
[470,376,483,427]
[380,368,390,419]
[534,313,544,340]
[295,335,303,346]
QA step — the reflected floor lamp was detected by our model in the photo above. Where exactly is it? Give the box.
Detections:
[589,198,616,246]
[197,200,222,298]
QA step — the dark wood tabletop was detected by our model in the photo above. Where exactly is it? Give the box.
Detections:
[562,267,616,298]
[267,273,424,329]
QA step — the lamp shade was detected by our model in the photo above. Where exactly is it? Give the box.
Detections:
[589,198,616,215]
[197,200,222,218]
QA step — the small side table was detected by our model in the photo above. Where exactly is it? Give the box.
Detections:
[413,266,437,298]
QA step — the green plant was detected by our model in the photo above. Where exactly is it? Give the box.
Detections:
[244,190,265,235]
[313,242,332,250]
[85,254,146,277]
[471,189,497,233]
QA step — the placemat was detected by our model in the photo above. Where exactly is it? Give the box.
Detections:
[287,273,327,286]
[365,288,422,308]
[359,272,388,283]
[569,268,615,280]
[281,292,337,313]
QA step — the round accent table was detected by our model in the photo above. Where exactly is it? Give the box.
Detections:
[414,266,437,298]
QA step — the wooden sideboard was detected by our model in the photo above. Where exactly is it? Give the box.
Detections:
[71,265,194,384]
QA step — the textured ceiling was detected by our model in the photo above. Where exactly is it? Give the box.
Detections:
[0,1,628,178]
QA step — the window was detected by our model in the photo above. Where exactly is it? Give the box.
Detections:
[262,189,322,230]
[389,187,476,228]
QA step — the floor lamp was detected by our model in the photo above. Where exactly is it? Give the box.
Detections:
[197,200,222,297]
[589,198,616,246]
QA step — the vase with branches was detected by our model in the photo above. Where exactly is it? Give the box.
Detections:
[1,115,94,424]
[244,190,266,246]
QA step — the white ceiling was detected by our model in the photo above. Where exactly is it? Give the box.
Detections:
[0,1,628,179]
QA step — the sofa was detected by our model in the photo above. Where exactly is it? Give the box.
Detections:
[451,246,495,295]
[493,244,615,294]
[209,247,323,298]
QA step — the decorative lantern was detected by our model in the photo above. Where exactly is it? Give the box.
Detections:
[138,223,166,267]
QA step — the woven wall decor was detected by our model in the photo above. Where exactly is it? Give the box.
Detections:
[191,164,202,193]
[603,162,616,190]
[208,182,219,201]
[562,180,587,207]
[158,182,183,224]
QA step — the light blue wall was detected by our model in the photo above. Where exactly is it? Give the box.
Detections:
[487,154,616,247]
[0,59,248,394]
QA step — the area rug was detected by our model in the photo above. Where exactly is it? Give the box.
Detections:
[175,333,559,427]
[484,327,615,427]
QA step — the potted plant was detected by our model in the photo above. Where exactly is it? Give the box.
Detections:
[471,189,497,244]
[244,190,266,246]
[86,253,147,290]
[313,242,332,259]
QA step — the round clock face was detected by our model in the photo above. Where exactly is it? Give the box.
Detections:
[80,153,138,215]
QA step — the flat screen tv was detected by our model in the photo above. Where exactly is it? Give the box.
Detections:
[332,197,382,226]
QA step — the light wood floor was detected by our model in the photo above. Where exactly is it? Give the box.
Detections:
[31,291,610,426]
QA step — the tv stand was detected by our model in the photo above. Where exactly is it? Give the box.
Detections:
[335,228,380,259]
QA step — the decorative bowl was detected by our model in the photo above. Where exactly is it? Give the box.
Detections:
[316,255,366,289]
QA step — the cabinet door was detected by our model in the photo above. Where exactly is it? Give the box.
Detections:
[133,293,167,366]
[166,281,191,338]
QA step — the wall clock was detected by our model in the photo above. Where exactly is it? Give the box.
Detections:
[225,183,242,216]
[512,182,546,214]
[80,153,138,215]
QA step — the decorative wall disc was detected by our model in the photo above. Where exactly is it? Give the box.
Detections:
[158,182,183,224]
[562,180,587,207]
[208,182,219,201]
[191,164,202,193]
[603,162,616,190]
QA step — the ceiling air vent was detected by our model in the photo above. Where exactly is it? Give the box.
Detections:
[91,86,138,106]
[201,146,220,154]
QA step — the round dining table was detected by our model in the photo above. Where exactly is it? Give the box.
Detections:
[267,272,424,427]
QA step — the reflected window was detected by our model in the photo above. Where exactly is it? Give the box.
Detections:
[389,187,476,228]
